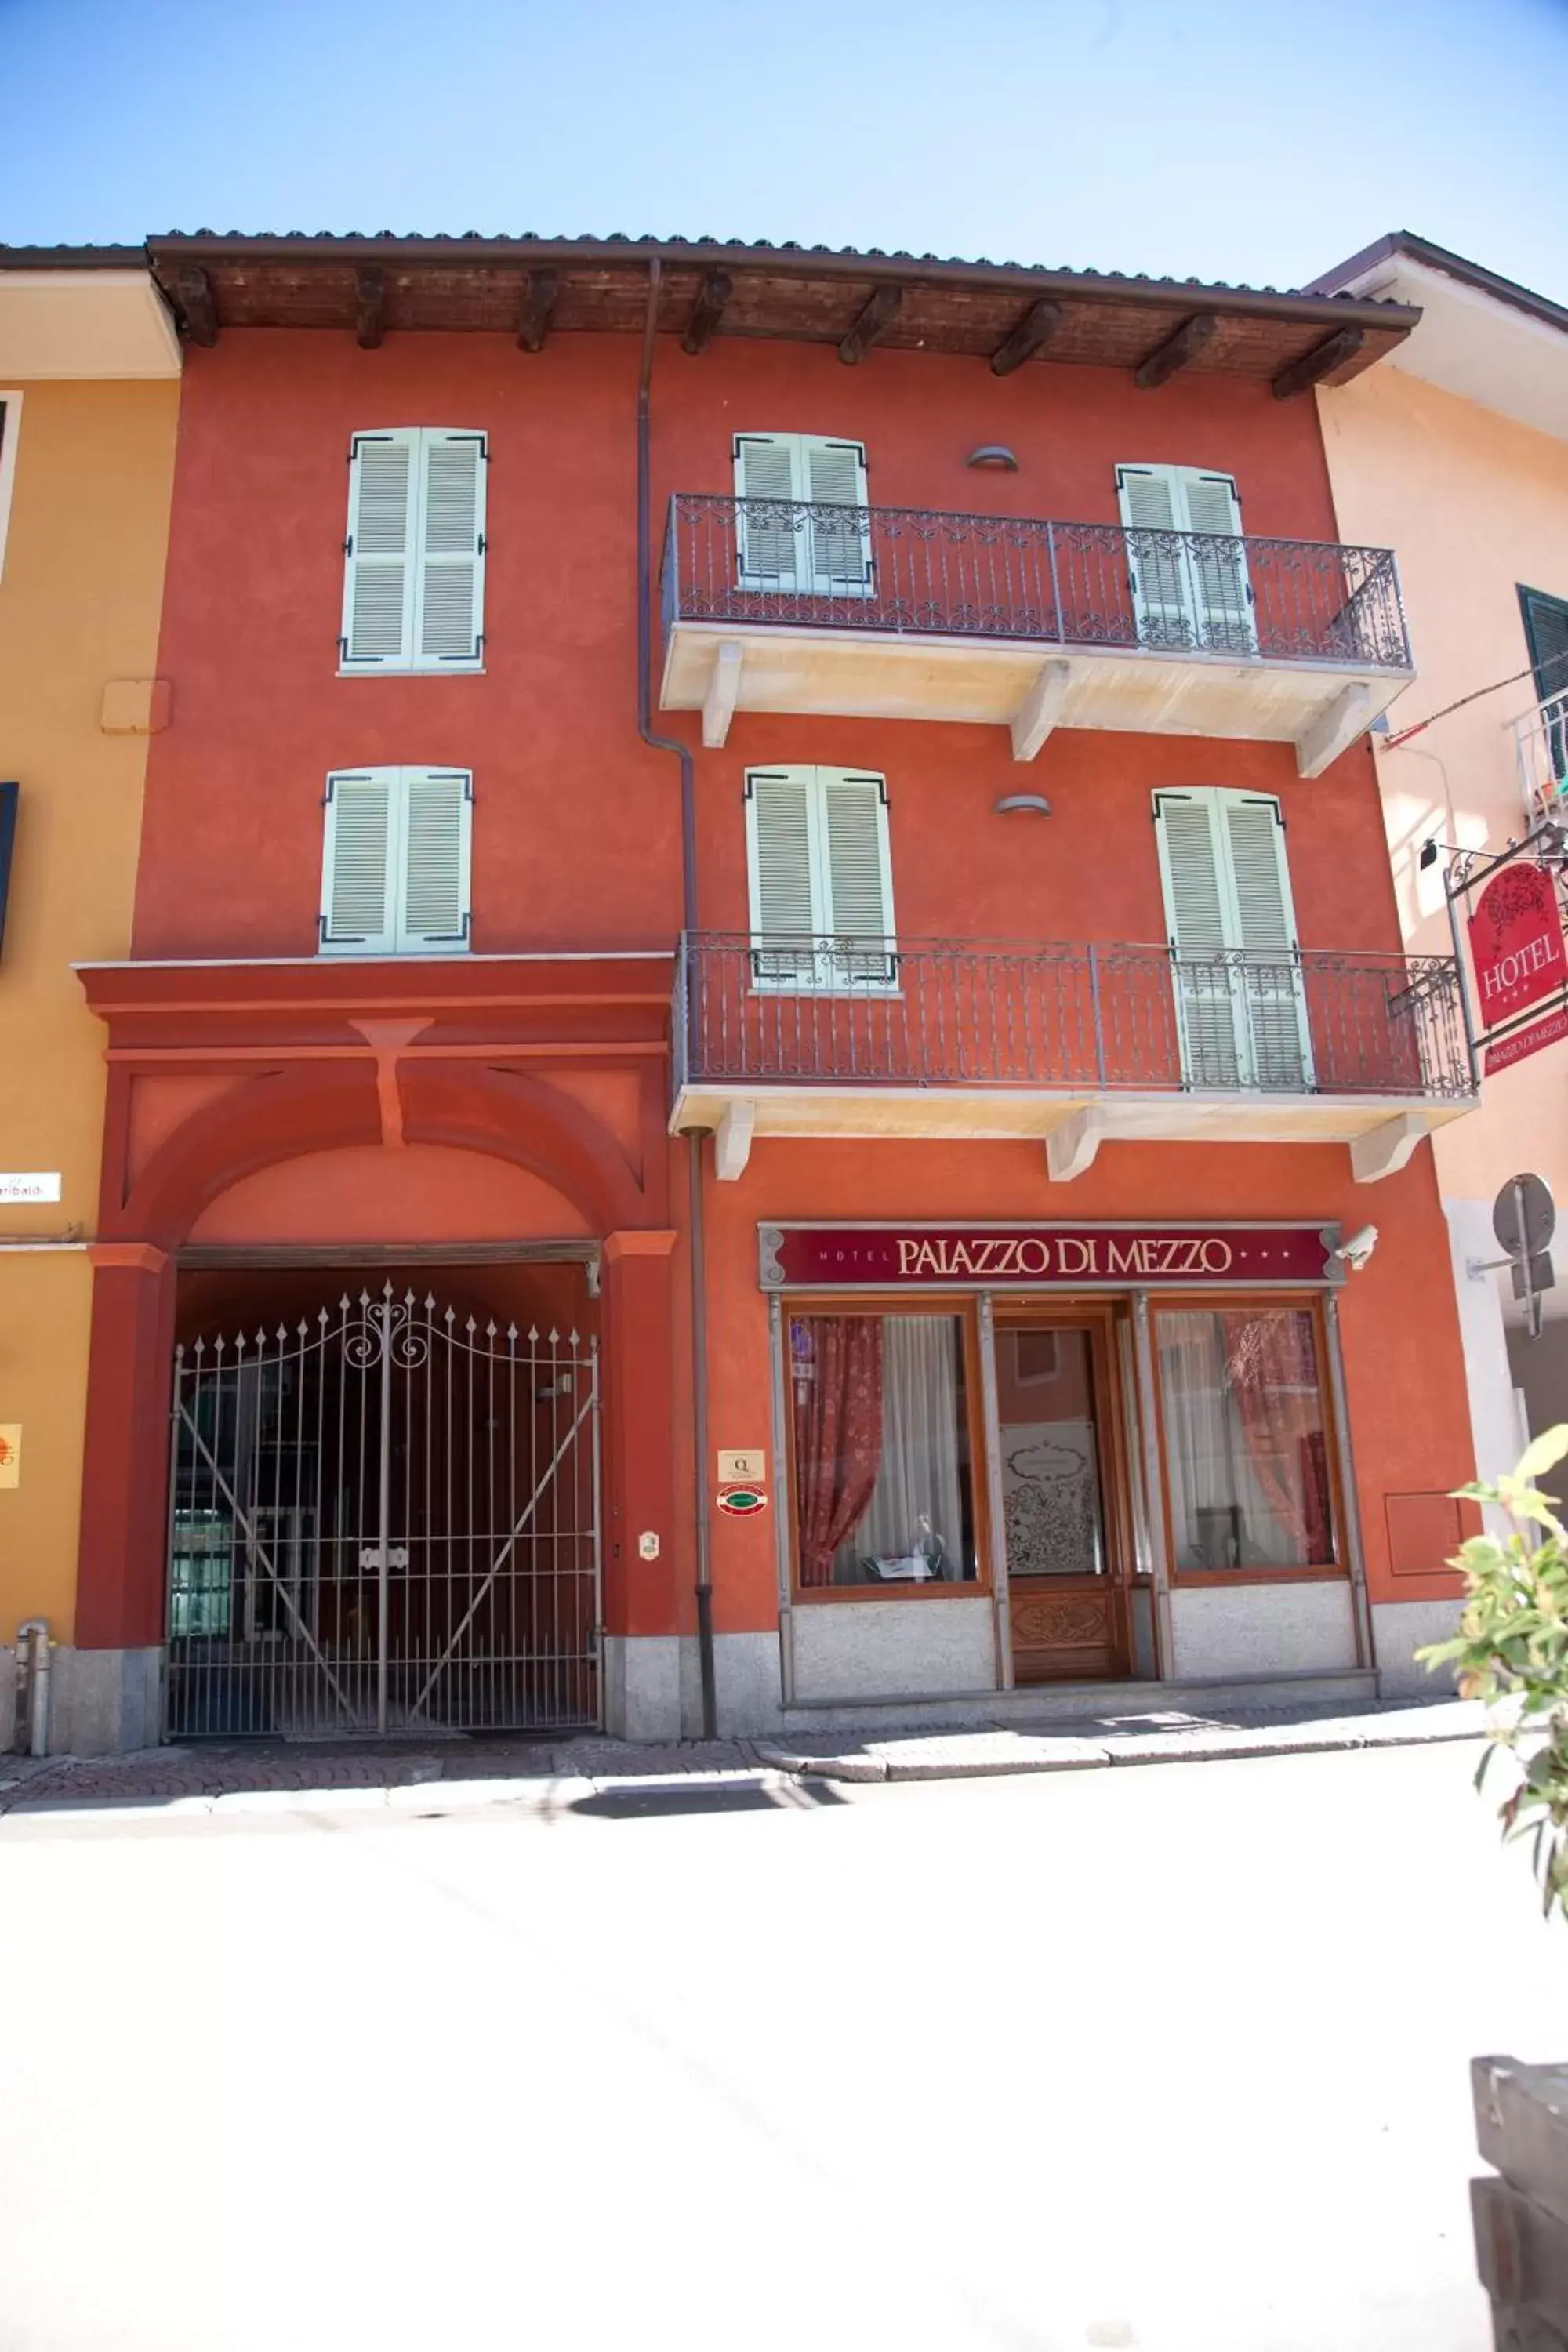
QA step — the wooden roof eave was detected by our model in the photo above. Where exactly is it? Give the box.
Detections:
[143,236,1419,386]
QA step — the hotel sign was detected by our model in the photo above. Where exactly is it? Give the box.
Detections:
[759,1223,1339,1290]
[1467,863,1568,1076]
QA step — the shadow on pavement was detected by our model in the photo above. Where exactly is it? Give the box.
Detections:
[569,1778,844,1821]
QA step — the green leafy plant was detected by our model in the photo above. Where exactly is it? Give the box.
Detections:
[1420,1425,1568,1921]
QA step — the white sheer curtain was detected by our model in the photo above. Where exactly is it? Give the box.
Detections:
[837,1316,967,1580]
[1159,1313,1304,1569]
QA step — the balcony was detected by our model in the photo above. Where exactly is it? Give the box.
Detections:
[660,497,1414,775]
[671,934,1475,1182]
[1515,688,1568,826]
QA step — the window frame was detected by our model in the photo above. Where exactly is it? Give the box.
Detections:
[780,1294,993,1605]
[1519,582,1568,706]
[731,430,873,598]
[1152,784,1314,1092]
[1115,460,1255,654]
[1149,1290,1347,1586]
[337,426,488,677]
[0,393,23,586]
[744,763,898,996]
[318,763,474,958]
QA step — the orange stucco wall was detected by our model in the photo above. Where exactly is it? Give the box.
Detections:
[1317,362,1568,1211]
[135,332,1344,960]
[115,327,1474,1658]
[0,374,179,1642]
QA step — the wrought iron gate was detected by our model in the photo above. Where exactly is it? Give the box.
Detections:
[164,1286,601,1739]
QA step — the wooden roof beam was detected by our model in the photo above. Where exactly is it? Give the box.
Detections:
[681,270,733,356]
[1272,325,1366,398]
[1134,312,1218,389]
[517,269,559,354]
[989,298,1063,376]
[838,284,902,365]
[171,265,217,348]
[355,270,385,350]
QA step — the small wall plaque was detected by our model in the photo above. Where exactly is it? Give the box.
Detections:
[717,1449,766,1484]
[0,1426,19,1489]
[0,1173,60,1204]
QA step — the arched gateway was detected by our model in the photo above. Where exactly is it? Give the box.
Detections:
[75,954,679,1748]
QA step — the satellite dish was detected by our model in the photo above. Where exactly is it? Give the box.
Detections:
[1494,1173,1555,1259]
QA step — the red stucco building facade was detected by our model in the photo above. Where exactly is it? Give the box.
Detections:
[71,237,1480,1745]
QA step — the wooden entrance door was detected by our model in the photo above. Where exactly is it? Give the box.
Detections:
[995,1311,1131,1682]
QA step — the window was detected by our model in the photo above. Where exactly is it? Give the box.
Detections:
[1519,584,1568,786]
[732,431,872,595]
[788,1312,978,1592]
[746,764,895,989]
[1156,1305,1336,1573]
[339,429,486,670]
[1116,462,1253,654]
[1153,786,1311,1090]
[0,394,21,584]
[319,767,472,954]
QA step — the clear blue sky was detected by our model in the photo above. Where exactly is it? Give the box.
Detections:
[4,0,1566,302]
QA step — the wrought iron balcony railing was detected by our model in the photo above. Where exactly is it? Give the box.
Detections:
[1515,688,1568,824]
[663,496,1412,671]
[675,935,1473,1103]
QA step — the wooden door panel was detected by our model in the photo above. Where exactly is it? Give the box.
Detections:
[1010,1577,1123,1682]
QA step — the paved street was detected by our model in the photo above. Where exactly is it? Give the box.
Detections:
[0,1740,1559,2352]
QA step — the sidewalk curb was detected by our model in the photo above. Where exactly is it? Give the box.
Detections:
[753,1709,1488,1786]
[0,1705,1487,1820]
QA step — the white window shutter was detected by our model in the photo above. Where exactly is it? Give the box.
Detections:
[804,437,873,593]
[1182,470,1254,653]
[1155,791,1227,952]
[397,768,472,949]
[342,433,419,667]
[746,767,820,985]
[734,433,804,586]
[1116,463,1190,647]
[1183,469,1243,538]
[416,432,486,666]
[321,770,399,951]
[818,768,894,980]
[1153,788,1309,1089]
[1154,789,1243,1086]
[1222,794,1310,1085]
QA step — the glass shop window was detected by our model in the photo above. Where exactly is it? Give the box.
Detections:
[788,1312,978,1592]
[1156,1306,1336,1573]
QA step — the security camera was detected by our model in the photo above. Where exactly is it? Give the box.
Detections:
[1333,1225,1379,1272]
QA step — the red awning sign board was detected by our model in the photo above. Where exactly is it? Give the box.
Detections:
[759,1222,1340,1290]
[1467,863,1568,1076]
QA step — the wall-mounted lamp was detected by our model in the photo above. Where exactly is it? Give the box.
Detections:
[994,793,1051,818]
[967,445,1019,470]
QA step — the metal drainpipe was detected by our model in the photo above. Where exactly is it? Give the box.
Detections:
[13,1620,50,1757]
[637,259,717,1740]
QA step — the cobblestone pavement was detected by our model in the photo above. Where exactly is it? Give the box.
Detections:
[0,1694,1485,1816]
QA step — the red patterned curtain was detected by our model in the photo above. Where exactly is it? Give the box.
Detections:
[793,1316,886,1588]
[1218,1310,1333,1563]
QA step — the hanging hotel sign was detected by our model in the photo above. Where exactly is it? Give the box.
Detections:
[1466,862,1568,1076]
[759,1222,1340,1290]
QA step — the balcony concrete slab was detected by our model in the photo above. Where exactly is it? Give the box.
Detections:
[663,617,1414,772]
[672,1076,1478,1177]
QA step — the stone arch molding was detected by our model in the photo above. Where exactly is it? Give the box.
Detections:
[116,1059,652,1248]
